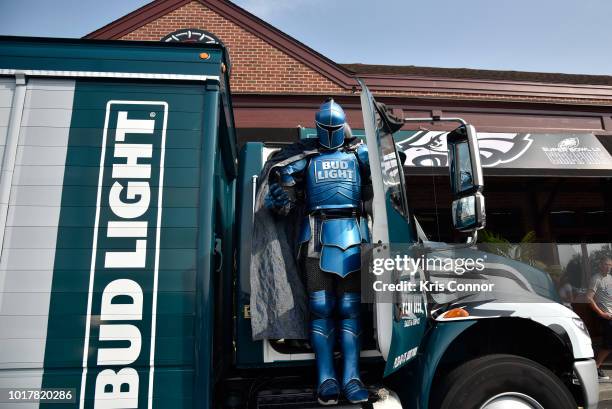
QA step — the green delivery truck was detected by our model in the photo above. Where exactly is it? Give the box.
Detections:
[0,36,599,409]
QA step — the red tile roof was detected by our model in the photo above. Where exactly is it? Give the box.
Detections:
[342,63,612,87]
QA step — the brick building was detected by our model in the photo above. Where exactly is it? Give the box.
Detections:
[87,0,612,135]
[87,0,611,294]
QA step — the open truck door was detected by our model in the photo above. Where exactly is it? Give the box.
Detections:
[359,81,428,376]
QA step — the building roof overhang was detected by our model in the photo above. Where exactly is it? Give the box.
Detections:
[86,0,612,106]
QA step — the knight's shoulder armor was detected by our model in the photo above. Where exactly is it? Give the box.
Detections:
[355,144,368,166]
[355,144,369,177]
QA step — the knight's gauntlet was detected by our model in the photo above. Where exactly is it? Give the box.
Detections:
[264,182,295,216]
[276,184,297,216]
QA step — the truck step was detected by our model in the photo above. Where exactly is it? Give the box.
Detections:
[256,387,402,409]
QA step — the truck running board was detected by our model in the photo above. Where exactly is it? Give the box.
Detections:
[256,387,403,409]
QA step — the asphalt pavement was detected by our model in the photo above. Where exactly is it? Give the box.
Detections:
[598,368,612,408]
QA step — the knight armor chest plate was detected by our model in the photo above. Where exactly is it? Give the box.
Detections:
[305,150,362,212]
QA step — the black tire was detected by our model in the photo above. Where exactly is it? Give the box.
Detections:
[431,354,576,409]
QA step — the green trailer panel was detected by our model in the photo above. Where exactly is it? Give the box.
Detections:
[0,37,237,409]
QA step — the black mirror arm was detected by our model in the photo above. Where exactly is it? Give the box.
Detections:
[373,101,404,134]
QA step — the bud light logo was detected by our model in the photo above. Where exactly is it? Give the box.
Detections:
[80,100,168,409]
[315,159,356,181]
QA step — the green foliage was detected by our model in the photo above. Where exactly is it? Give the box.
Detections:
[589,244,612,272]
[478,229,538,265]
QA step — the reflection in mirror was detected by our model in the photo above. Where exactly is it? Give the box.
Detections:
[452,193,486,232]
[378,117,411,220]
[447,125,483,197]
[456,142,473,192]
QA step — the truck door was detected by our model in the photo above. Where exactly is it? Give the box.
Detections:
[359,80,428,376]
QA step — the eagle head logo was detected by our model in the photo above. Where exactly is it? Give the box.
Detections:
[557,137,579,149]
[397,132,533,167]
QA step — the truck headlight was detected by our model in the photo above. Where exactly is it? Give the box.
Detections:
[572,317,589,336]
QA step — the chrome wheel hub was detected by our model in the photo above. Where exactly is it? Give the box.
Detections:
[480,392,545,409]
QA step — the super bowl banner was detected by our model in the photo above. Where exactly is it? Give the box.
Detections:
[396,131,612,173]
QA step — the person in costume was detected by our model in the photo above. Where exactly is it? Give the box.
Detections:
[264,99,370,405]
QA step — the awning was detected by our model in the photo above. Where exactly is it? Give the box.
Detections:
[299,127,612,177]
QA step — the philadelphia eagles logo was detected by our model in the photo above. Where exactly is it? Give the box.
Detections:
[557,137,580,149]
[396,131,533,167]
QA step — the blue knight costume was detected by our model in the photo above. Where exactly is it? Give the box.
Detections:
[264,100,370,405]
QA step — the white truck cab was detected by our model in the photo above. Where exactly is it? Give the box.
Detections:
[358,80,598,409]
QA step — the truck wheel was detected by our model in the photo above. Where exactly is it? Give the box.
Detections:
[431,354,576,409]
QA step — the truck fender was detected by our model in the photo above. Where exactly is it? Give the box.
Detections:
[409,321,476,409]
[453,302,593,360]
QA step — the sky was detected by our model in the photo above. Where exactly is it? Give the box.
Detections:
[1,0,611,75]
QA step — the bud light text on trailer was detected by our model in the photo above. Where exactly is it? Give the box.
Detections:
[80,101,168,409]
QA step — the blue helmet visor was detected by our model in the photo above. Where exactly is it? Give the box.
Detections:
[316,121,345,149]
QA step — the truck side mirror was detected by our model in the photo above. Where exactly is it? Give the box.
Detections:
[452,192,486,232]
[447,124,483,196]
[447,124,486,233]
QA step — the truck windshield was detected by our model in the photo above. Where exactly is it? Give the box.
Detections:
[378,120,411,220]
[360,79,416,244]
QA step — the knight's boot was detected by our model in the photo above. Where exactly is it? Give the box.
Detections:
[339,292,368,404]
[310,290,340,405]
